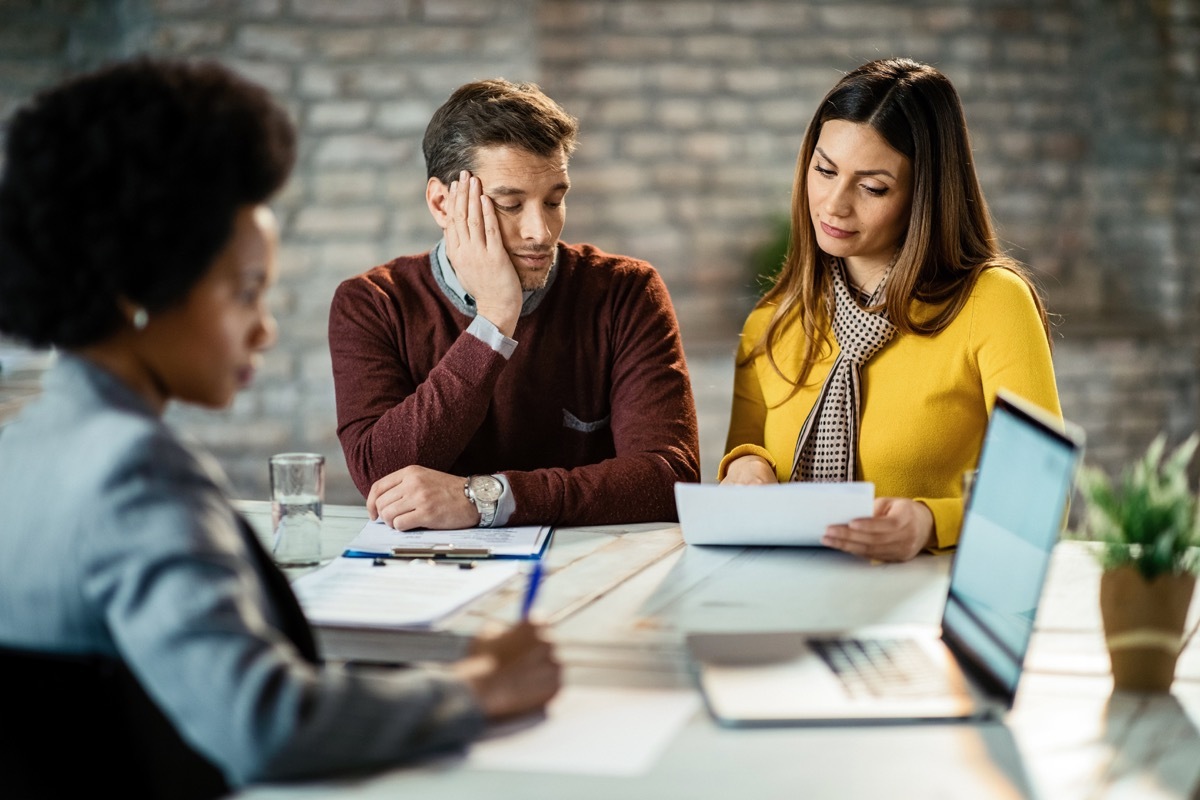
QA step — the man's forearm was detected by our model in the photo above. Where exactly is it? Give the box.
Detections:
[335,332,507,496]
[503,447,698,526]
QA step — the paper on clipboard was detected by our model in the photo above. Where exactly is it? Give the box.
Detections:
[344,519,552,559]
[674,482,875,546]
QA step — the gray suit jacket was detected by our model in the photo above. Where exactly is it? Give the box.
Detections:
[0,355,483,786]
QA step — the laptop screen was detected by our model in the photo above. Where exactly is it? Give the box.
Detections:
[941,393,1082,697]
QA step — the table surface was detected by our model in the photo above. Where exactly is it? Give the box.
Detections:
[233,502,1200,800]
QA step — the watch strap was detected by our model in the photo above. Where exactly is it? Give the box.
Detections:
[464,475,500,527]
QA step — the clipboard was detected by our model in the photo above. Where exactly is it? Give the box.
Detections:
[343,520,554,560]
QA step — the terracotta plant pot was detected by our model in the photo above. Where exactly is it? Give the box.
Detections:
[1099,566,1196,692]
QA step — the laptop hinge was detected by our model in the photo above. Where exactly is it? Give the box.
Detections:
[941,626,1016,708]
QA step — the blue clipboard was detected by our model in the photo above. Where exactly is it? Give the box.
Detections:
[343,523,554,561]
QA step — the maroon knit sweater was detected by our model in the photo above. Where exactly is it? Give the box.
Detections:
[328,242,700,525]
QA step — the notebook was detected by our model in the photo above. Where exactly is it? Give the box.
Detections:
[686,390,1084,725]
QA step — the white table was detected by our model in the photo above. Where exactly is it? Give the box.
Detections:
[234,502,1200,799]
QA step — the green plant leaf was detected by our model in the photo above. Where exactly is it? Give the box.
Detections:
[1074,431,1200,578]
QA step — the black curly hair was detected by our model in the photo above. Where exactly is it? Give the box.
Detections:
[0,57,295,348]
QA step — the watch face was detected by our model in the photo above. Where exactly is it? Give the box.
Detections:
[470,475,503,503]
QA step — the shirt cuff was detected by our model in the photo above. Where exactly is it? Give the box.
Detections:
[718,444,777,482]
[916,497,962,550]
[467,314,518,359]
[492,474,515,527]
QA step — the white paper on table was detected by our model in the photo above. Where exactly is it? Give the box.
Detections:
[674,481,875,546]
[467,686,699,777]
[291,557,521,629]
[345,519,552,558]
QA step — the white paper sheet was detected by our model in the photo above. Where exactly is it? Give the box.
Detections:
[467,686,699,776]
[345,519,552,558]
[674,481,874,546]
[291,557,521,629]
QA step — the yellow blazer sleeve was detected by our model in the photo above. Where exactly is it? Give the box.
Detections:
[916,269,1061,548]
[719,309,776,481]
[972,271,1061,420]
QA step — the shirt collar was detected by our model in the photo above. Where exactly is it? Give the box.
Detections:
[432,238,558,317]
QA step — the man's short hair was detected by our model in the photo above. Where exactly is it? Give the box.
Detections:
[422,78,579,186]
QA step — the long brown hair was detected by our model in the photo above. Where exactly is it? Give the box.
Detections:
[750,58,1051,389]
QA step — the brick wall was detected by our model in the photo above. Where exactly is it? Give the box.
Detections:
[536,1,1095,336]
[144,1,540,502]
[1,0,1197,503]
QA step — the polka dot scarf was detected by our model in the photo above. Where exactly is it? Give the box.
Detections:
[790,258,896,482]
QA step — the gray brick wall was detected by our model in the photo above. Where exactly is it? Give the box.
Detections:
[1,0,1197,504]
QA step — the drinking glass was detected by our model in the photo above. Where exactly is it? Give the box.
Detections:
[269,452,324,567]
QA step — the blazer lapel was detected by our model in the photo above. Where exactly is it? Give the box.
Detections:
[236,515,320,663]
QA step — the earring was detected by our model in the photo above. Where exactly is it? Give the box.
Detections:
[132,307,149,331]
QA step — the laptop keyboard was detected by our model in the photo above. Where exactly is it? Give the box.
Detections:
[808,637,951,698]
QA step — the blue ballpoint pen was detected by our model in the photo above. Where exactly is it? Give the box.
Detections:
[520,560,544,620]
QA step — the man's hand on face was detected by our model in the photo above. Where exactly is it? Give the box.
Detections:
[367,465,481,531]
[443,170,522,337]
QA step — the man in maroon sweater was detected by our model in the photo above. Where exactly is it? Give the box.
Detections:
[329,79,700,530]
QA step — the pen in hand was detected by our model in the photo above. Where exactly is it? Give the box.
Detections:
[520,559,544,620]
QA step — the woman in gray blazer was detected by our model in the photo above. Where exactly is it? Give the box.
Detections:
[0,58,559,796]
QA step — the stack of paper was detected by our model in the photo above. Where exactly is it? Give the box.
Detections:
[292,557,521,629]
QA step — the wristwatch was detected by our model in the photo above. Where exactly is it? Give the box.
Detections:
[464,474,503,527]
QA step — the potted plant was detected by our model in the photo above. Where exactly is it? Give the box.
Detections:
[1076,433,1200,692]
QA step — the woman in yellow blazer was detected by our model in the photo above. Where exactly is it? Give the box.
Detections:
[721,58,1060,562]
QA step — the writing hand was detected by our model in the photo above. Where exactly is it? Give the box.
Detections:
[454,621,561,721]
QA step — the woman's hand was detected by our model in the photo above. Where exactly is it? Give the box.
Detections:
[720,455,776,485]
[822,497,935,562]
[453,621,561,721]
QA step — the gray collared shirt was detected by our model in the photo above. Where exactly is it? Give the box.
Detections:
[431,238,560,360]
[430,239,564,526]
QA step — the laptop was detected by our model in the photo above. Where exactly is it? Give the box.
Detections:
[686,390,1084,725]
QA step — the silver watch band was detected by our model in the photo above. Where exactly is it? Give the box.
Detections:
[476,499,497,527]
[465,475,501,527]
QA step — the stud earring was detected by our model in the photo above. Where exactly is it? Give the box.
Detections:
[132,307,149,331]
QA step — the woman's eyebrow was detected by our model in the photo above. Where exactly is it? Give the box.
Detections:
[815,146,897,180]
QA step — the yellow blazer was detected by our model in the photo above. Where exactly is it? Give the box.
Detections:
[720,267,1061,548]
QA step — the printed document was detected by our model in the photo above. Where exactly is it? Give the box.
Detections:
[345,519,552,558]
[292,557,521,628]
[674,481,874,546]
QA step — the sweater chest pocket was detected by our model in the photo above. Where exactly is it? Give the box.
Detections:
[562,409,611,433]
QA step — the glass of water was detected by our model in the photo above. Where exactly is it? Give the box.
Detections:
[269,452,324,567]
